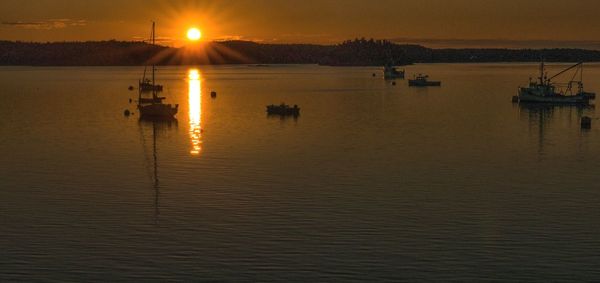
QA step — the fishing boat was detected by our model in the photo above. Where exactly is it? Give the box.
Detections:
[517,61,594,104]
[383,64,405,80]
[266,103,300,116]
[408,74,441,87]
[138,21,178,119]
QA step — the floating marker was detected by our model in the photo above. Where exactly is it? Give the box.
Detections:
[581,116,592,129]
[124,109,131,116]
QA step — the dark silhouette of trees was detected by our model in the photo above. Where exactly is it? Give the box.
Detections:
[1,39,600,66]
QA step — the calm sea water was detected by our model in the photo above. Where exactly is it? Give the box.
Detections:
[2,64,600,281]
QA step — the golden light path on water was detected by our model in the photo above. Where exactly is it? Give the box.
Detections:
[188,69,202,155]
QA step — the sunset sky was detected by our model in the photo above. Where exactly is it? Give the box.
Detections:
[1,0,600,48]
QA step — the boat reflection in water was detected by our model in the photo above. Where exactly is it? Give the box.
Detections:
[518,102,592,155]
[138,118,177,224]
[188,69,202,156]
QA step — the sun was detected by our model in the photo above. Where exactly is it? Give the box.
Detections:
[187,28,202,41]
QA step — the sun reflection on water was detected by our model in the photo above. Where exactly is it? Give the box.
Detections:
[188,69,202,155]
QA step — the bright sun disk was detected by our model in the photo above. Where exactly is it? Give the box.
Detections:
[187,28,202,41]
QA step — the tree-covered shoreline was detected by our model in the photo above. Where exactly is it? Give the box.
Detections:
[2,38,600,66]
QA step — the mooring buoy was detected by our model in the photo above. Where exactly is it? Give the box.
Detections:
[211,91,217,98]
[581,116,592,129]
[124,109,131,116]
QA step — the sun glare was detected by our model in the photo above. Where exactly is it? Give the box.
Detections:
[187,28,202,41]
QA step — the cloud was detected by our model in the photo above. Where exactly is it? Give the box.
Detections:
[2,19,87,30]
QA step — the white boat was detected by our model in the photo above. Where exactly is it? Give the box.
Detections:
[517,61,594,104]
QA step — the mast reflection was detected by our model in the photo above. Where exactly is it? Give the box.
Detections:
[519,103,591,156]
[138,119,177,225]
[188,69,202,156]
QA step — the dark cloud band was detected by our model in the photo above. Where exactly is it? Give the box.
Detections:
[2,19,87,30]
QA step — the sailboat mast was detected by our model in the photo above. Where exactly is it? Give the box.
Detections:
[152,21,155,87]
[151,21,157,99]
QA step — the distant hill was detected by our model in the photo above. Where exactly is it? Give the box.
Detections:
[2,39,600,66]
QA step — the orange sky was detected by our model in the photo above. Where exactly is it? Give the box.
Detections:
[1,0,600,48]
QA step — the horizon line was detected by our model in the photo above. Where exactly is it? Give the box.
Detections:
[2,38,600,51]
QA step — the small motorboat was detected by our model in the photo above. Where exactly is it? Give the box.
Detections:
[266,103,300,116]
[408,74,441,87]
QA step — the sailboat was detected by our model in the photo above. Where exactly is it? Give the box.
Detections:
[139,22,164,93]
[383,63,405,80]
[138,21,178,119]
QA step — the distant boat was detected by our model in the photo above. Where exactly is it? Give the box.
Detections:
[266,103,300,116]
[408,74,441,87]
[138,21,178,119]
[517,61,595,104]
[383,64,405,80]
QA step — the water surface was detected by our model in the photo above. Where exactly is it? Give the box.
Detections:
[2,64,600,281]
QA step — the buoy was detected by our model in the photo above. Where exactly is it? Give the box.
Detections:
[372,73,376,77]
[124,109,131,116]
[392,81,396,86]
[211,91,217,98]
[581,116,592,129]
[128,86,134,91]
[512,96,519,103]
[129,98,132,103]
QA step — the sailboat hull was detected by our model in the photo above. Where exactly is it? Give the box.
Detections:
[139,104,179,118]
